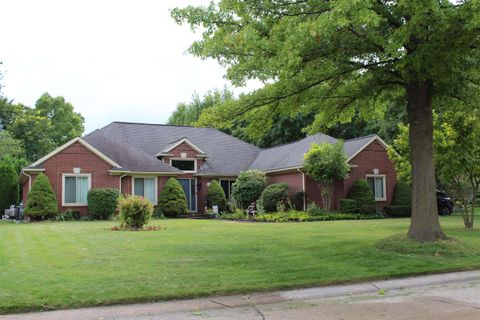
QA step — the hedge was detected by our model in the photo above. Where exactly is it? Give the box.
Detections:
[207,180,227,212]
[384,205,411,217]
[348,179,377,213]
[258,183,289,212]
[339,199,356,213]
[231,170,267,209]
[87,188,119,220]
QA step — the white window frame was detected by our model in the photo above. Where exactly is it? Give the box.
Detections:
[219,179,236,202]
[365,174,387,201]
[170,158,197,173]
[62,173,92,206]
[132,176,158,205]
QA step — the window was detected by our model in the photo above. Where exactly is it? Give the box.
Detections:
[171,159,196,172]
[63,174,91,206]
[366,175,387,201]
[220,179,235,202]
[133,177,157,204]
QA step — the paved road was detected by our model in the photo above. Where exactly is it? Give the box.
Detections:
[3,271,480,320]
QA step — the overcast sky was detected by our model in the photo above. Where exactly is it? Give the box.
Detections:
[0,0,258,134]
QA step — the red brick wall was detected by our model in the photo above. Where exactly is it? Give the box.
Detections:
[266,171,305,210]
[23,142,119,215]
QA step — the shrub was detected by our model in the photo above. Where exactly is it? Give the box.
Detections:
[348,179,377,214]
[207,180,227,212]
[392,181,411,207]
[0,160,19,210]
[231,169,267,209]
[384,205,412,217]
[340,199,357,213]
[158,178,188,217]
[290,191,305,210]
[56,209,80,221]
[306,202,325,216]
[87,188,119,220]
[24,173,58,219]
[118,195,153,229]
[218,209,248,221]
[258,183,289,212]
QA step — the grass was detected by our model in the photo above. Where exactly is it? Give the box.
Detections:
[1,216,480,314]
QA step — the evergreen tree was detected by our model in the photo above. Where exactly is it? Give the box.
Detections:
[0,160,19,210]
[24,173,58,218]
[158,178,188,217]
[207,180,227,212]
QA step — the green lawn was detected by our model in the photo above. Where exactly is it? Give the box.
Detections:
[1,216,480,314]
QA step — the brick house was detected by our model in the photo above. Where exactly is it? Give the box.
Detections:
[20,122,396,215]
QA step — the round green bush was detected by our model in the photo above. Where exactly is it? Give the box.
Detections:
[118,195,153,229]
[258,183,289,212]
[207,180,227,212]
[0,160,19,210]
[340,198,357,213]
[87,188,119,220]
[158,178,188,217]
[392,181,411,207]
[231,170,267,209]
[24,173,58,219]
[348,179,377,214]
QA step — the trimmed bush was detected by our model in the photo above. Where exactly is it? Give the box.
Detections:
[384,205,411,217]
[118,195,154,229]
[158,178,188,217]
[207,180,227,212]
[0,160,19,210]
[348,179,377,214]
[24,173,58,218]
[306,202,325,216]
[217,210,384,222]
[291,191,305,210]
[231,169,267,209]
[87,188,119,220]
[392,181,411,207]
[340,199,356,213]
[258,183,289,212]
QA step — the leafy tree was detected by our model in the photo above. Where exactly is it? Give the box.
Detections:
[0,130,25,159]
[24,173,58,219]
[9,112,55,161]
[0,160,19,210]
[172,1,480,241]
[34,93,84,146]
[231,169,267,209]
[436,111,480,229]
[0,98,26,130]
[158,178,188,216]
[303,141,349,211]
[207,180,227,212]
[168,87,234,126]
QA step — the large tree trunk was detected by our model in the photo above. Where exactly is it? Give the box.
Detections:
[406,80,447,241]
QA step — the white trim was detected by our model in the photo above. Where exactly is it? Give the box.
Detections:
[347,135,390,162]
[170,158,197,173]
[108,170,180,176]
[365,174,387,201]
[30,137,121,168]
[263,166,303,174]
[62,173,92,206]
[22,168,45,172]
[157,138,206,156]
[132,176,158,205]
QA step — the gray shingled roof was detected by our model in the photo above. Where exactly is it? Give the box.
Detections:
[78,122,382,175]
[88,122,260,175]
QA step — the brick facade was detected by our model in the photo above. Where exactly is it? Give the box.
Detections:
[22,138,396,215]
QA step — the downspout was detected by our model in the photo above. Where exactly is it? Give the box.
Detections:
[297,168,306,211]
[23,171,32,194]
[119,174,128,196]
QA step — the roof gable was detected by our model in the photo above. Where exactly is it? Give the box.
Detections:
[156,137,207,156]
[28,137,122,169]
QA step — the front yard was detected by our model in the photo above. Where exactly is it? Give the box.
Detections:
[1,216,480,314]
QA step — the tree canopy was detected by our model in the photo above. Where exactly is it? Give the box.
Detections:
[172,0,480,241]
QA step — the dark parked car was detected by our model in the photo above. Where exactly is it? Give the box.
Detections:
[437,191,454,215]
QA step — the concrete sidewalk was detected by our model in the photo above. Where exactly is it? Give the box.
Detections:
[3,270,480,320]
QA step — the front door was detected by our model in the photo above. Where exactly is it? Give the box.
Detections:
[178,178,197,212]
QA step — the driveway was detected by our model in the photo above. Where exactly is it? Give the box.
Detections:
[3,271,480,320]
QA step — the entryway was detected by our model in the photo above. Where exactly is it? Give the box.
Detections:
[178,178,197,212]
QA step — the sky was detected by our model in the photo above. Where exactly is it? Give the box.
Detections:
[0,0,258,134]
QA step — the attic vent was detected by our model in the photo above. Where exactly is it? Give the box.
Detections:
[181,152,187,158]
